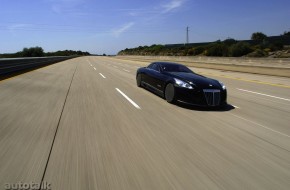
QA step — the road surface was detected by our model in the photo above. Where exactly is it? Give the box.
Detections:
[0,56,290,190]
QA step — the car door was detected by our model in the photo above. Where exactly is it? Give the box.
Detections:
[147,63,165,94]
[142,63,154,85]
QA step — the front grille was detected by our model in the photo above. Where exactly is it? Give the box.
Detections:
[203,89,221,106]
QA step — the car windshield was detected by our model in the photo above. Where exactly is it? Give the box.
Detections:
[161,64,193,73]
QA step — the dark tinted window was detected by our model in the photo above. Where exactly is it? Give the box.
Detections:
[161,64,193,73]
[147,63,154,69]
[151,64,160,72]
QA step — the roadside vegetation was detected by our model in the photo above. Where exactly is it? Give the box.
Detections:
[0,47,90,58]
[118,31,290,58]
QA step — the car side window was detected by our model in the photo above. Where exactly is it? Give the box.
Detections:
[147,63,154,69]
[151,64,160,72]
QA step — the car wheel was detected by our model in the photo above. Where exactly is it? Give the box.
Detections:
[136,74,142,87]
[165,83,175,103]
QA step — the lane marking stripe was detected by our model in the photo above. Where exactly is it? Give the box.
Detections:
[232,105,240,109]
[99,73,106,78]
[123,69,130,72]
[237,88,290,102]
[94,67,96,70]
[116,88,141,109]
[197,72,290,89]
[230,113,290,138]
[87,60,93,66]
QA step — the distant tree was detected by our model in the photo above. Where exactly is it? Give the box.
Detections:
[251,32,267,41]
[247,49,268,57]
[117,30,290,57]
[206,43,228,56]
[21,47,44,57]
[229,42,253,57]
[44,49,90,56]
[194,46,206,55]
[283,31,290,36]
[147,44,164,55]
[223,38,237,46]
[269,41,283,51]
[187,48,195,56]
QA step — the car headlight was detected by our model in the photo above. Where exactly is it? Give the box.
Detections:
[174,78,193,89]
[219,81,226,90]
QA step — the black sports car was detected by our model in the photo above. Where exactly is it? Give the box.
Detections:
[136,62,227,107]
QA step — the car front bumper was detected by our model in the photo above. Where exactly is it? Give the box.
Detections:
[174,87,227,107]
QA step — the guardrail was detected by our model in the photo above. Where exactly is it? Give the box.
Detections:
[0,56,76,76]
[115,56,290,77]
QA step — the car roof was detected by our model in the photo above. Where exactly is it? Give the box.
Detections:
[152,62,183,66]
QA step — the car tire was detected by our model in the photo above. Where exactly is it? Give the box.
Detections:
[136,74,142,87]
[165,83,175,103]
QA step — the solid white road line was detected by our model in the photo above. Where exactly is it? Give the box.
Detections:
[99,73,106,78]
[237,88,290,102]
[230,113,290,138]
[116,88,141,109]
[123,69,130,72]
[113,66,118,68]
[94,67,96,70]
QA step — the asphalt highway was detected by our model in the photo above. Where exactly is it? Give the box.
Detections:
[0,56,290,190]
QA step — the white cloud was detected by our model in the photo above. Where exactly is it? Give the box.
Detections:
[162,0,185,13]
[47,0,86,14]
[128,12,138,16]
[133,0,187,23]
[6,24,33,36]
[112,22,135,37]
[8,24,32,32]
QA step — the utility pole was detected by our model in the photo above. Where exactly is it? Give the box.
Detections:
[186,26,189,45]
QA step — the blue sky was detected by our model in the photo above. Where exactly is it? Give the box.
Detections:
[0,0,289,55]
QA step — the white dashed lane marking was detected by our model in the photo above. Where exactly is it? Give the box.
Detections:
[116,88,141,109]
[99,73,106,79]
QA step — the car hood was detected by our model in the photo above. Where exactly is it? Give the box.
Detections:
[166,72,221,89]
